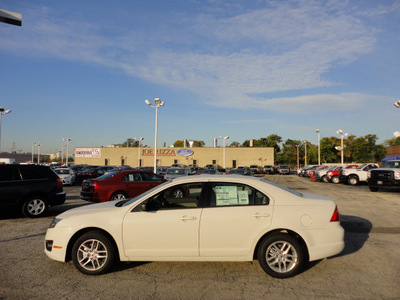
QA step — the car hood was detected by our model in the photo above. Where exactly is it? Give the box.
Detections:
[57,200,124,219]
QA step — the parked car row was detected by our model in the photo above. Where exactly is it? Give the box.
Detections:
[298,160,400,192]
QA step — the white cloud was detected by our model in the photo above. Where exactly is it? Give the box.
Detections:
[0,1,386,111]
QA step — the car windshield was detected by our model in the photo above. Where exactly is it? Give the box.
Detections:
[381,161,400,168]
[123,181,171,206]
[357,163,368,169]
[54,169,70,175]
[167,169,186,175]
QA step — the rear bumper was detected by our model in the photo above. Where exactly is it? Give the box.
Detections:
[50,192,66,206]
[80,191,100,202]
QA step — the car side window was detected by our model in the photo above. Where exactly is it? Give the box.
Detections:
[19,166,47,180]
[206,182,269,207]
[0,166,19,181]
[141,172,162,182]
[124,173,142,182]
[145,183,203,210]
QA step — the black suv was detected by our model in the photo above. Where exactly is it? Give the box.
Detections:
[0,164,66,217]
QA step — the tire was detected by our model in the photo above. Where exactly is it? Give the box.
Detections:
[257,234,305,278]
[321,176,329,183]
[22,196,48,218]
[72,231,116,275]
[110,192,127,201]
[332,176,340,184]
[348,176,359,185]
[369,187,379,192]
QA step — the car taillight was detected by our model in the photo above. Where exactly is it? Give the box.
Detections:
[330,205,340,222]
[56,178,63,191]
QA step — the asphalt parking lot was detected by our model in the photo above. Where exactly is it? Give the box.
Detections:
[1,174,399,300]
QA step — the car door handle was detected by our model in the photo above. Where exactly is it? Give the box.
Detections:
[252,213,270,218]
[180,216,197,221]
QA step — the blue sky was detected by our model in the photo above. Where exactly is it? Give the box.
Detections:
[1,0,399,154]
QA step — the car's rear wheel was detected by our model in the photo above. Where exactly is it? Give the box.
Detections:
[257,234,304,278]
[110,192,127,201]
[72,231,116,275]
[22,196,48,218]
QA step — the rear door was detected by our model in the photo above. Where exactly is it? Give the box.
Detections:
[199,182,273,257]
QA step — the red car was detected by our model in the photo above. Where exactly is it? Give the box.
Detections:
[326,165,358,184]
[80,170,166,203]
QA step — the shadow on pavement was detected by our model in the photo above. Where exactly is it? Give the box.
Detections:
[333,214,372,258]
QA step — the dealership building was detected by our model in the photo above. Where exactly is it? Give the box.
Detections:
[74,146,274,169]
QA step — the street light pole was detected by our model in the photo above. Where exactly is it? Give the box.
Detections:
[32,142,36,163]
[219,136,229,168]
[145,98,165,173]
[303,141,307,165]
[337,130,347,166]
[295,144,300,171]
[37,144,42,164]
[316,129,321,165]
[0,107,12,153]
[61,138,66,164]
[66,138,71,166]
[138,137,144,168]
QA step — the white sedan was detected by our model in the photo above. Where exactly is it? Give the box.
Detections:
[44,175,344,278]
[53,167,76,185]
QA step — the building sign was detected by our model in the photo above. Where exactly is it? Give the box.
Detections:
[75,148,101,158]
[177,149,194,157]
[142,149,176,156]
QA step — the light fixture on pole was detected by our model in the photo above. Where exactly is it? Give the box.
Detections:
[0,107,11,153]
[218,136,230,168]
[394,131,400,138]
[303,141,307,165]
[32,142,36,163]
[65,138,71,166]
[394,100,400,108]
[145,98,165,173]
[37,144,42,164]
[336,129,348,166]
[138,137,144,168]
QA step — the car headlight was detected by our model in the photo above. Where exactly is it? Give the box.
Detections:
[367,171,371,179]
[395,172,400,180]
[49,218,62,228]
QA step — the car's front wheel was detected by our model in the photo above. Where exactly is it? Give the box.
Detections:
[348,175,359,185]
[257,234,305,278]
[321,175,329,183]
[72,231,116,275]
[22,196,48,218]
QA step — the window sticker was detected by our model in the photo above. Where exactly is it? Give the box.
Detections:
[215,186,238,206]
[238,190,249,205]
